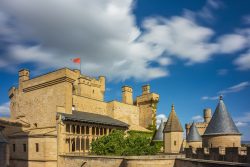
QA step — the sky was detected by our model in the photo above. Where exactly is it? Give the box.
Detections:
[0,0,250,140]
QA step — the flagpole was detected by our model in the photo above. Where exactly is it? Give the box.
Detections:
[80,61,82,74]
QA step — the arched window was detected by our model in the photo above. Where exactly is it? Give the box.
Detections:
[72,126,76,134]
[100,128,103,135]
[81,126,85,134]
[92,127,95,135]
[96,127,99,135]
[86,138,90,150]
[81,138,85,151]
[76,126,80,134]
[86,126,89,134]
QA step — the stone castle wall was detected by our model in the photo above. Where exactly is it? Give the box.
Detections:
[57,155,249,167]
[185,146,250,164]
[202,135,241,148]
[58,155,183,167]
[175,158,250,167]
[9,136,57,167]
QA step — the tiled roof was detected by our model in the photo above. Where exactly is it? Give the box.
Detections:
[163,104,183,132]
[60,111,129,128]
[203,96,240,136]
[187,122,202,142]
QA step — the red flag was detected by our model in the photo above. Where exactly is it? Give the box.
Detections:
[72,57,81,64]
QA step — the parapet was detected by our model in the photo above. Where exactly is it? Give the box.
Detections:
[185,146,250,163]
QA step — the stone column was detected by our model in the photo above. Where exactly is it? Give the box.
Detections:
[80,137,82,153]
[69,137,72,153]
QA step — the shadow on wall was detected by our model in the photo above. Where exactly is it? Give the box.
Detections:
[0,124,29,167]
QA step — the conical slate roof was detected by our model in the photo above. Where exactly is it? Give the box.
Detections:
[187,122,202,142]
[152,120,164,141]
[0,126,8,143]
[163,104,183,132]
[203,96,240,136]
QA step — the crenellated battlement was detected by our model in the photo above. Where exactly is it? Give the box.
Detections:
[185,146,250,163]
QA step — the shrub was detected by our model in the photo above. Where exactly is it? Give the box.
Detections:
[91,130,159,156]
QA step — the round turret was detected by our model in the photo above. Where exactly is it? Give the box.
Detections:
[202,96,241,148]
[203,108,212,123]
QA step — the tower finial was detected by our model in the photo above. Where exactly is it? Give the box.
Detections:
[219,95,223,100]
[171,103,175,111]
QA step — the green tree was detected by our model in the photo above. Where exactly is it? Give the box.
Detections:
[91,130,159,156]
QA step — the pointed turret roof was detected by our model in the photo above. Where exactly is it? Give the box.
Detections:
[187,122,202,142]
[203,96,240,136]
[163,104,183,132]
[153,120,164,141]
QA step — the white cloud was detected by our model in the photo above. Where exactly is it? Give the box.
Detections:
[0,0,248,81]
[219,81,250,95]
[0,102,10,117]
[141,16,218,64]
[0,0,168,81]
[217,34,247,54]
[234,112,250,123]
[235,121,248,128]
[192,115,204,122]
[234,51,250,70]
[202,81,250,100]
[201,96,218,101]
[184,0,223,21]
[234,112,250,129]
[156,114,167,128]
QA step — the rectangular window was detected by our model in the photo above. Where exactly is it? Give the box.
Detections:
[174,141,177,146]
[36,143,39,152]
[23,144,27,152]
[13,144,16,152]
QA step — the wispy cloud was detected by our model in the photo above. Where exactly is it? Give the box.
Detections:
[217,69,228,76]
[191,115,204,122]
[234,112,250,123]
[0,102,10,117]
[202,81,250,100]
[235,121,248,127]
[201,96,218,100]
[219,81,250,94]
[234,50,250,71]
[0,0,248,81]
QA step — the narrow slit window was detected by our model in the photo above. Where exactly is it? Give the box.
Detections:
[13,144,16,152]
[23,144,27,152]
[36,143,39,152]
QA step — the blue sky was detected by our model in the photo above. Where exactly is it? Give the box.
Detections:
[0,0,250,140]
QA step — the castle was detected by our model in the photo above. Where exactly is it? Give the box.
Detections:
[0,68,159,167]
[0,68,250,167]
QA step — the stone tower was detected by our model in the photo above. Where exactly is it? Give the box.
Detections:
[136,85,159,129]
[202,96,241,148]
[0,126,9,167]
[186,122,202,148]
[163,104,183,153]
[203,108,212,123]
[122,86,133,105]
